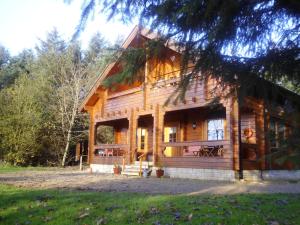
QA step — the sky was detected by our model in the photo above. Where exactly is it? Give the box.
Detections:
[0,0,135,56]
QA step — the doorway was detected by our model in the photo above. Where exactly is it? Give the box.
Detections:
[136,115,153,162]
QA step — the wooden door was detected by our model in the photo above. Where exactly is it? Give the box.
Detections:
[164,126,178,157]
[137,127,148,153]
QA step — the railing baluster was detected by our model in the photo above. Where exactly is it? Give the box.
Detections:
[138,153,146,176]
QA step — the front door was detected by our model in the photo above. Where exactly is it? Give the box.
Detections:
[164,126,178,157]
[137,127,148,159]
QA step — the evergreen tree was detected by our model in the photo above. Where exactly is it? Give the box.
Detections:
[75,0,299,99]
[0,49,34,89]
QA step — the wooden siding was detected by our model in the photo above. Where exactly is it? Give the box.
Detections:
[147,49,181,83]
[104,89,143,115]
[92,156,123,165]
[241,112,257,144]
[240,98,266,170]
[149,76,206,108]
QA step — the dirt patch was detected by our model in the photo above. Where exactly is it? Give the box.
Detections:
[1,168,300,194]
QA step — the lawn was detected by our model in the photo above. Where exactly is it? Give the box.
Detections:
[0,184,299,225]
[0,164,49,173]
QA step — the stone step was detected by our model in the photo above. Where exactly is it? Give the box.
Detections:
[126,165,149,170]
[123,168,142,173]
[121,171,140,176]
[121,162,152,176]
[134,161,153,166]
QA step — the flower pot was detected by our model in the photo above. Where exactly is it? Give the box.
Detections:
[156,169,164,178]
[113,167,121,175]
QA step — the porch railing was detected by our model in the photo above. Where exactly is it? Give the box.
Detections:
[94,144,129,157]
[94,144,129,169]
[161,140,230,158]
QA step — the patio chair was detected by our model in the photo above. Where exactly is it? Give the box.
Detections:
[200,145,210,157]
[216,145,224,157]
[106,148,113,157]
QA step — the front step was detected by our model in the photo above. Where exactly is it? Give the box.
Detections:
[121,171,140,176]
[121,161,152,176]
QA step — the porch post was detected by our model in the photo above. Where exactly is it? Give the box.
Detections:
[128,109,138,163]
[153,104,164,166]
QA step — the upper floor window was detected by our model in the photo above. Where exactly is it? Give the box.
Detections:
[208,119,224,140]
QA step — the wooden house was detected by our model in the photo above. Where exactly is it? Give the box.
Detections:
[80,26,300,180]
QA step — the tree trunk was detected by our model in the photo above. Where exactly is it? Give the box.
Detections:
[61,128,72,167]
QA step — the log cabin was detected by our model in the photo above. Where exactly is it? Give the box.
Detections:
[80,26,300,181]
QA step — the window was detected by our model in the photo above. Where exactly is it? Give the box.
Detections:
[169,127,177,142]
[208,119,224,140]
[269,118,285,148]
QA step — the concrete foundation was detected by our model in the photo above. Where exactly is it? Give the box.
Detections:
[90,164,300,181]
[90,164,114,174]
[163,167,235,181]
[262,170,300,181]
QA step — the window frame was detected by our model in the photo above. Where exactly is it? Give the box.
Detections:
[168,127,177,143]
[207,119,225,141]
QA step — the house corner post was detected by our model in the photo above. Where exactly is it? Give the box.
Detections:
[88,109,95,165]
[256,101,266,170]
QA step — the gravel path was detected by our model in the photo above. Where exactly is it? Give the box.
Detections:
[1,169,300,194]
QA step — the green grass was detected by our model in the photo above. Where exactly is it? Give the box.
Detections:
[0,184,299,225]
[0,164,48,173]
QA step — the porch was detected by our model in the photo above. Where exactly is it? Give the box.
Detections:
[92,118,129,165]
[158,106,233,169]
[91,104,235,171]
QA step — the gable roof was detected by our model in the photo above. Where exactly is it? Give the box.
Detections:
[79,25,180,112]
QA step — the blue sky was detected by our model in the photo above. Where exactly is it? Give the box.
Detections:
[0,0,135,55]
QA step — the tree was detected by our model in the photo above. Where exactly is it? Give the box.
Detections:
[74,0,299,99]
[36,31,87,166]
[0,45,10,69]
[35,30,114,166]
[0,28,116,166]
[0,73,46,165]
[0,49,34,89]
[84,32,111,92]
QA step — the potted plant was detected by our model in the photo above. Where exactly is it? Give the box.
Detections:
[155,160,164,178]
[113,163,121,175]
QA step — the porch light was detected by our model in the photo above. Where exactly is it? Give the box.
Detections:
[192,122,197,129]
